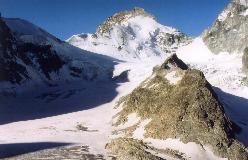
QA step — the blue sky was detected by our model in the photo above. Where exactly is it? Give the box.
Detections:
[0,0,229,40]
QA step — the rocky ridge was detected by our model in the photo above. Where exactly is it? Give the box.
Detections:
[111,54,248,160]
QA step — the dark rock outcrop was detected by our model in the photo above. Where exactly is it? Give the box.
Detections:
[0,17,29,83]
[0,17,66,84]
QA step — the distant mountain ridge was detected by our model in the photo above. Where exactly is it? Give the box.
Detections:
[0,17,117,93]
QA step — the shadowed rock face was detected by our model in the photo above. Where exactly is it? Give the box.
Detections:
[203,0,248,54]
[17,43,65,80]
[0,18,29,83]
[114,54,248,159]
[0,18,66,84]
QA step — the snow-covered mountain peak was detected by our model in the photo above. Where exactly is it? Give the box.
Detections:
[68,8,190,61]
[96,7,156,36]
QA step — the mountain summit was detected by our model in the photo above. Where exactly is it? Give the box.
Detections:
[96,7,155,36]
[68,8,190,60]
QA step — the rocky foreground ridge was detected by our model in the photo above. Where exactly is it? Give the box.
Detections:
[109,54,248,160]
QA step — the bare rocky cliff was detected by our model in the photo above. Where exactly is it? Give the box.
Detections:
[203,0,248,54]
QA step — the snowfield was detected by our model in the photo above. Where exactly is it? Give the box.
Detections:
[0,54,164,158]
